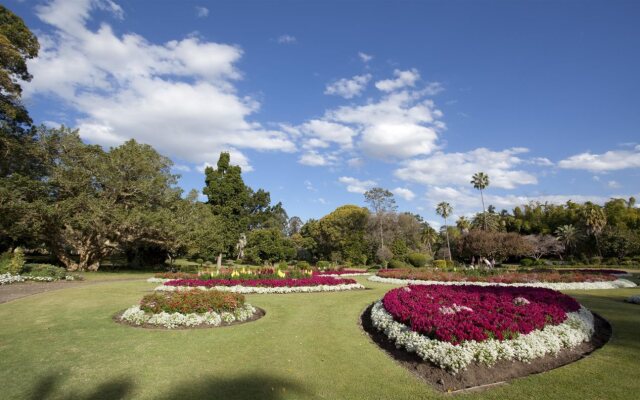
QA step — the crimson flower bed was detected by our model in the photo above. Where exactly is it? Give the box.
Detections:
[377,269,617,284]
[164,276,357,288]
[383,285,580,344]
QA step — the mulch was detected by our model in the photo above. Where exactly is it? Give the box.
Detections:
[112,307,266,330]
[360,303,612,392]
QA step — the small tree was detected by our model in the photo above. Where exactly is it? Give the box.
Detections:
[364,188,397,249]
[436,202,453,262]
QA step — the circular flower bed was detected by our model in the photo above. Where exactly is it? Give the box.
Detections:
[370,285,595,373]
[118,290,260,329]
[155,276,364,294]
[369,269,636,290]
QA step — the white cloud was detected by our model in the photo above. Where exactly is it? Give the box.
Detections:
[327,90,444,159]
[392,187,415,201]
[324,74,371,99]
[25,0,295,169]
[299,151,333,166]
[425,186,614,217]
[172,164,191,172]
[299,120,358,150]
[195,6,209,17]
[347,157,363,168]
[423,82,444,96]
[304,180,317,192]
[375,68,420,92]
[358,52,373,63]
[558,146,640,172]
[395,147,538,189]
[338,176,376,194]
[608,180,621,189]
[277,34,296,44]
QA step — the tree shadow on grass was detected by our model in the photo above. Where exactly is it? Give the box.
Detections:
[30,373,134,400]
[160,373,313,400]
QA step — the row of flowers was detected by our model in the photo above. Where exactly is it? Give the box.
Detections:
[315,269,371,277]
[371,286,595,373]
[377,269,623,284]
[120,303,257,329]
[0,272,80,285]
[155,282,364,294]
[368,274,636,290]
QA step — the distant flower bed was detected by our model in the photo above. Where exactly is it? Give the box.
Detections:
[118,290,258,329]
[315,269,371,277]
[0,270,82,285]
[370,285,595,373]
[370,269,636,290]
[149,267,314,283]
[156,276,365,294]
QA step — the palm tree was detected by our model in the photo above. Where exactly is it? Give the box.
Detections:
[436,202,453,262]
[420,225,438,256]
[471,172,490,230]
[555,224,581,256]
[583,204,607,256]
[456,216,471,233]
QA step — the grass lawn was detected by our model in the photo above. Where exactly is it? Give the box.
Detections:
[1,275,639,399]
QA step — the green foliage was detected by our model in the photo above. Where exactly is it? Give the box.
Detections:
[387,258,411,269]
[244,228,295,264]
[407,252,429,268]
[21,263,66,279]
[390,239,408,260]
[139,290,245,314]
[520,258,534,267]
[296,261,310,270]
[277,261,288,269]
[433,259,447,269]
[0,250,10,272]
[8,247,24,274]
[316,260,331,269]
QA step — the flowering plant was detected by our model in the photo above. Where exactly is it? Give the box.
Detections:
[139,290,244,314]
[315,269,370,277]
[164,276,358,288]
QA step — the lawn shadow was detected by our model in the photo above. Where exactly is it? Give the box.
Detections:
[160,373,312,400]
[30,373,134,400]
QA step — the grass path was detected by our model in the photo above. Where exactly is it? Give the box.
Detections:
[1,276,639,399]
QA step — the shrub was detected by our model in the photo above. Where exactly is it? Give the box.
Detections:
[179,263,198,273]
[0,251,11,273]
[22,264,67,279]
[603,257,619,265]
[433,259,447,269]
[388,259,411,269]
[590,256,602,265]
[277,261,288,269]
[317,260,331,269]
[8,248,25,275]
[406,253,428,268]
[520,258,534,267]
[296,261,310,270]
[140,290,245,314]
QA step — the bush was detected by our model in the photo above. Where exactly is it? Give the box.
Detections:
[433,259,447,269]
[604,257,619,265]
[317,260,331,269]
[0,251,11,273]
[590,256,602,265]
[407,253,429,268]
[277,261,288,269]
[179,263,198,273]
[296,261,310,270]
[388,259,411,269]
[22,264,67,279]
[8,248,25,275]
[140,290,245,314]
[520,258,534,267]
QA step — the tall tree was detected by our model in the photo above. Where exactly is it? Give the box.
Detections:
[471,172,490,230]
[436,202,453,261]
[287,216,303,236]
[554,224,580,256]
[364,187,397,249]
[456,216,471,233]
[583,203,607,256]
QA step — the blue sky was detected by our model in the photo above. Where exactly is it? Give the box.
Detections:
[8,0,640,225]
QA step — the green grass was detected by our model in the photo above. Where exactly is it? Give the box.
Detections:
[1,276,639,399]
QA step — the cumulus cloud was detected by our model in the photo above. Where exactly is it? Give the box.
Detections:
[558,145,640,172]
[195,6,209,17]
[358,52,373,63]
[375,68,420,92]
[395,147,538,189]
[277,34,296,44]
[25,0,295,169]
[338,176,376,194]
[324,74,371,99]
[299,151,334,166]
[425,186,614,217]
[392,187,415,201]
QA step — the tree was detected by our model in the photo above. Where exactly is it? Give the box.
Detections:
[524,234,564,260]
[471,172,490,230]
[287,216,303,236]
[555,224,581,256]
[0,5,39,127]
[364,187,397,249]
[456,216,471,233]
[436,202,453,261]
[420,224,438,256]
[583,203,607,256]
[245,228,295,265]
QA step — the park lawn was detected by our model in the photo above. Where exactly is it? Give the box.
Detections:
[0,276,639,399]
[78,271,154,281]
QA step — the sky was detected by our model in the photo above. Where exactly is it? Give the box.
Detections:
[7,0,640,226]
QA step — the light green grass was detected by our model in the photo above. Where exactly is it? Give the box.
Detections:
[0,276,639,399]
[78,271,154,281]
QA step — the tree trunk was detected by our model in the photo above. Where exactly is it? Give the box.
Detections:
[217,253,222,268]
[480,189,486,231]
[444,217,452,262]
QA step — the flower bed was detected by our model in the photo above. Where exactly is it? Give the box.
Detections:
[315,269,371,277]
[156,276,365,294]
[0,272,81,285]
[148,267,314,283]
[370,285,595,373]
[118,290,259,329]
[370,269,636,290]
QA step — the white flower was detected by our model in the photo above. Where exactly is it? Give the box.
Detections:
[368,275,637,290]
[119,303,257,329]
[0,273,25,285]
[154,283,365,294]
[370,300,595,374]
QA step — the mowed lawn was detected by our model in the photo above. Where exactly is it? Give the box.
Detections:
[1,275,639,400]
